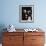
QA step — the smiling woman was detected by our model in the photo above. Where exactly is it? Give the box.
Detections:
[19,5,34,23]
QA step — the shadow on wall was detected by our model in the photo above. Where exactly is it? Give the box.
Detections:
[0,24,7,43]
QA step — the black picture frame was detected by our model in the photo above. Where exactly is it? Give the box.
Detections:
[19,5,34,23]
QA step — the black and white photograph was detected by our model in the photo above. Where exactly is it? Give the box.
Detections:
[19,5,34,23]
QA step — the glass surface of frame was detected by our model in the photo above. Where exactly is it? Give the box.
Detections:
[19,5,34,23]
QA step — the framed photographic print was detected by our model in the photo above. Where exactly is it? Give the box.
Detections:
[19,5,34,23]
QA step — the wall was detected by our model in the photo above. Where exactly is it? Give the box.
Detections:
[0,0,46,43]
[0,0,46,29]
